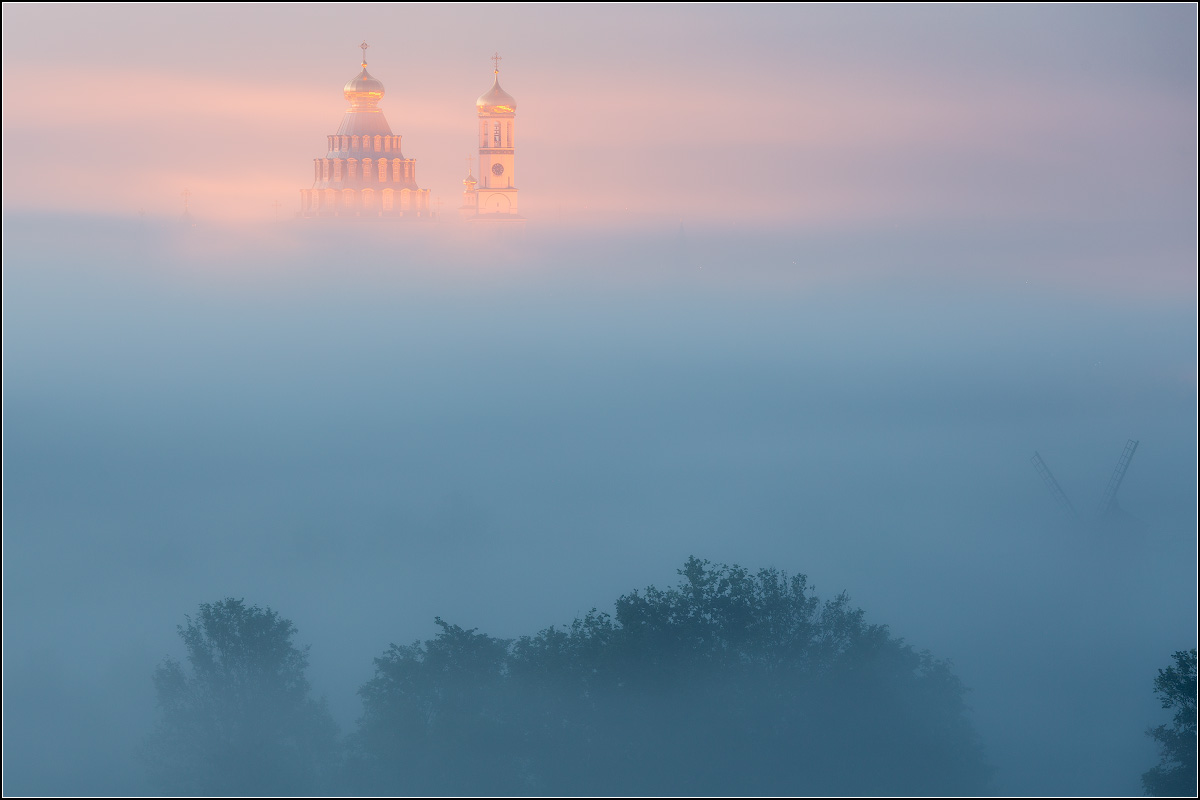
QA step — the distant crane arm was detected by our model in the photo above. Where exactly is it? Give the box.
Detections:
[1031,451,1079,519]
[1097,439,1139,518]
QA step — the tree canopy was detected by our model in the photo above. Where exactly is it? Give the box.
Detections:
[1142,648,1197,796]
[144,598,339,795]
[352,557,991,795]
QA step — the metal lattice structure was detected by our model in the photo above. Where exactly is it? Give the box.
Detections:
[1097,439,1139,518]
[1031,451,1079,518]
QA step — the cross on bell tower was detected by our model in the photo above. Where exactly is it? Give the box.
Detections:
[180,187,196,227]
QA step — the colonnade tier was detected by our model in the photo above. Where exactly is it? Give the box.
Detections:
[299,186,431,216]
[312,157,422,190]
[325,134,405,157]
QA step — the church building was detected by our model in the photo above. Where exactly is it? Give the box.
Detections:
[299,44,431,218]
[460,55,524,226]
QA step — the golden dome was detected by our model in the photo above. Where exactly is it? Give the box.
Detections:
[476,73,516,115]
[344,64,385,107]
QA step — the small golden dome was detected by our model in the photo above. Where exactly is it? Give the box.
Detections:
[476,74,516,115]
[344,65,385,107]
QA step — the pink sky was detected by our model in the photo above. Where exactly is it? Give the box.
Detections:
[2,3,1195,233]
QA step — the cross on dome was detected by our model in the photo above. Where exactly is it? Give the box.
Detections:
[343,43,385,110]
[477,54,516,114]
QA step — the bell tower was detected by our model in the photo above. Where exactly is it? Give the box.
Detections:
[473,53,519,217]
[459,157,479,219]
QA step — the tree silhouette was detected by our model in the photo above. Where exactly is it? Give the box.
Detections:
[352,617,516,795]
[353,557,991,795]
[144,598,339,795]
[1142,648,1197,796]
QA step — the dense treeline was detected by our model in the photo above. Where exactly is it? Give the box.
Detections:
[146,557,993,796]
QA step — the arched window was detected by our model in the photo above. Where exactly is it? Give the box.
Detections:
[333,160,343,181]
[362,158,372,182]
[507,122,513,148]
[382,188,394,211]
[374,135,382,151]
[378,159,387,181]
[342,188,356,210]
[493,122,501,146]
[348,159,357,180]
[362,188,375,209]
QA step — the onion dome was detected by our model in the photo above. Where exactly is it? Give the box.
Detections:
[336,45,392,138]
[477,73,516,115]
[344,65,385,108]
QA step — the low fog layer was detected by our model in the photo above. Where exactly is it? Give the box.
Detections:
[3,213,1196,795]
